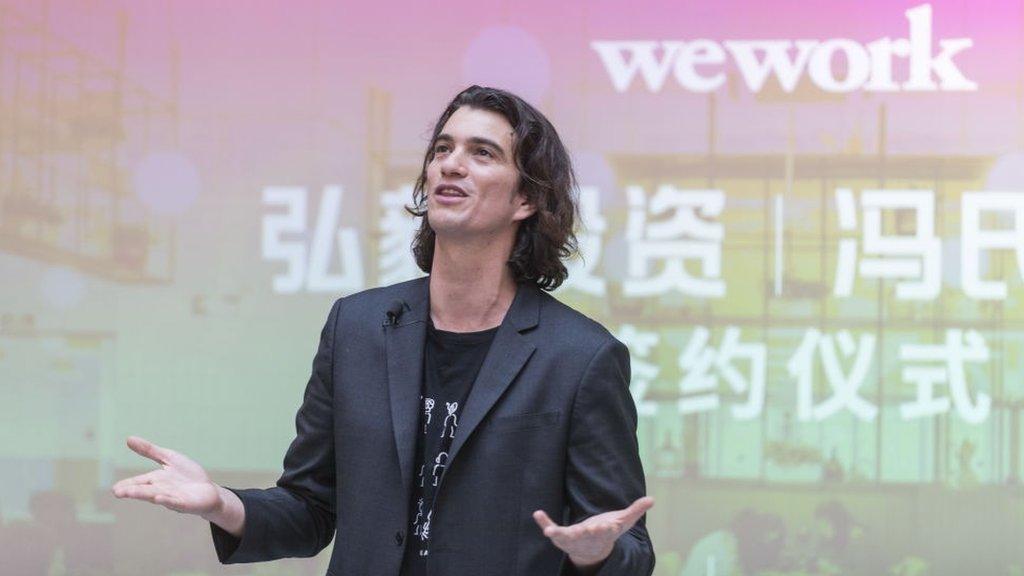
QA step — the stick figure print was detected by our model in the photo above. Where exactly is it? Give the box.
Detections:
[412,498,424,536]
[423,397,435,434]
[420,509,432,546]
[432,451,448,486]
[442,401,459,439]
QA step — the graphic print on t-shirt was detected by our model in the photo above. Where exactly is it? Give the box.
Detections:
[413,498,425,536]
[418,509,432,555]
[422,397,434,434]
[410,393,462,556]
[405,322,498,565]
[442,401,458,438]
[431,452,448,486]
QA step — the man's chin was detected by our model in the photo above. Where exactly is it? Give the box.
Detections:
[430,225,473,239]
[427,213,468,234]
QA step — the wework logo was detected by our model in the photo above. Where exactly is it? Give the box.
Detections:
[591,4,976,94]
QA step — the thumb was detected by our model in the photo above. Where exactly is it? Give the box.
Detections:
[620,496,655,527]
[127,436,172,466]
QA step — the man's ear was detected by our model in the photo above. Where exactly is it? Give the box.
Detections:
[512,191,537,222]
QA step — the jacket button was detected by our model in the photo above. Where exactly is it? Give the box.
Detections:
[394,531,404,546]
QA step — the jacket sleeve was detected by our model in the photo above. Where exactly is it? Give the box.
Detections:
[210,298,342,564]
[561,337,655,576]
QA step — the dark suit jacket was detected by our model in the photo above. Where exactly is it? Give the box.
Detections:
[211,276,654,575]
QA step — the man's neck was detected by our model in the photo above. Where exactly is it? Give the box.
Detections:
[428,235,518,333]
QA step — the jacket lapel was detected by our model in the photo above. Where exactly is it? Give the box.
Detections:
[385,277,429,497]
[440,284,539,488]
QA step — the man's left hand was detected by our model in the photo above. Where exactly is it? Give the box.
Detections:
[532,496,655,572]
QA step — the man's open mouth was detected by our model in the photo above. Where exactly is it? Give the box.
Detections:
[435,185,468,197]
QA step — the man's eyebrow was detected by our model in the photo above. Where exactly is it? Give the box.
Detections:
[433,133,508,159]
[467,137,507,158]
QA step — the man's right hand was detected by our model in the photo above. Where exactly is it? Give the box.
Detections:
[111,436,245,537]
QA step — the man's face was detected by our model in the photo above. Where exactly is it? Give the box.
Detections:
[424,106,535,239]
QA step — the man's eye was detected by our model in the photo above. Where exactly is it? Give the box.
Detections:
[476,148,492,157]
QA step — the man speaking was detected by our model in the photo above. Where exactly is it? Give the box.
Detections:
[113,86,655,576]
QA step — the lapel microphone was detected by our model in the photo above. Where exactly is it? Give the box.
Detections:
[384,299,405,327]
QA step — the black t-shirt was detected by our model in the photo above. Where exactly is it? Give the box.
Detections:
[401,320,498,575]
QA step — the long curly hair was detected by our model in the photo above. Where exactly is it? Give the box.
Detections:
[406,85,579,291]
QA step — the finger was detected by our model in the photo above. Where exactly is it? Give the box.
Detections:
[112,470,164,493]
[542,520,581,547]
[532,510,559,532]
[152,493,185,511]
[619,496,655,527]
[121,485,186,512]
[113,484,165,503]
[546,527,577,549]
[126,436,172,466]
[534,512,572,541]
[594,522,619,540]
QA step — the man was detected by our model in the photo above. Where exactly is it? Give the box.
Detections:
[113,85,655,575]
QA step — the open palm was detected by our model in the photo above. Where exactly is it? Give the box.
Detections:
[533,496,654,568]
[112,436,221,517]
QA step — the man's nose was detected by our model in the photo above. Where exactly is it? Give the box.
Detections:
[439,149,468,177]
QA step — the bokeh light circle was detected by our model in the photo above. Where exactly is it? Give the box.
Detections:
[461,26,551,104]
